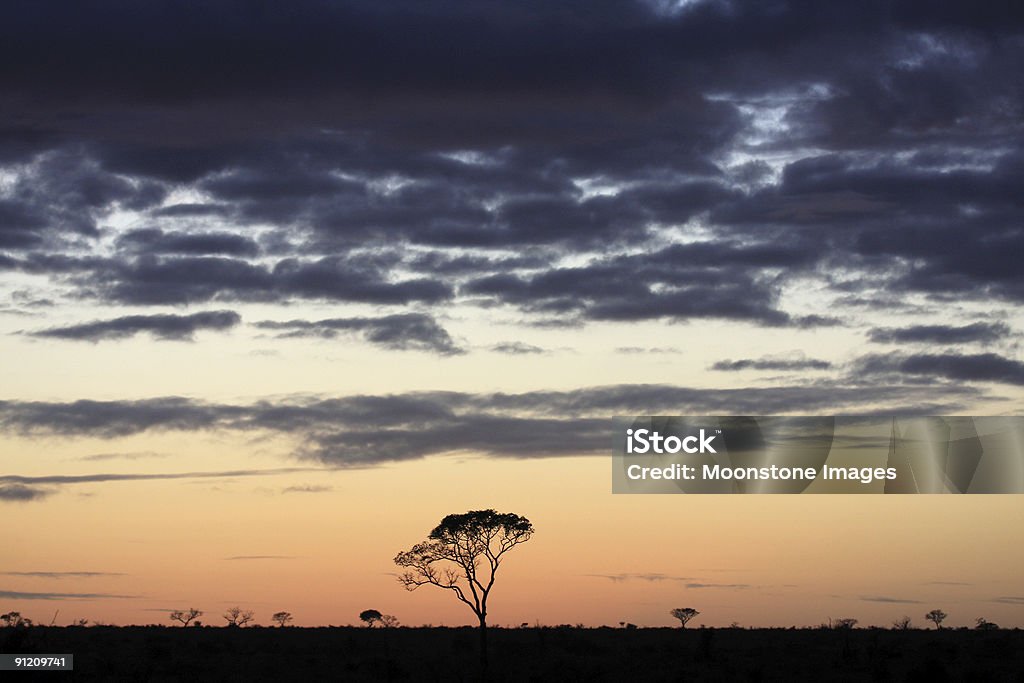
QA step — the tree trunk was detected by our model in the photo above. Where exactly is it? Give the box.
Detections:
[478,615,489,682]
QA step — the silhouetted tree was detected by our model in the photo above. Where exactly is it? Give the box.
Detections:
[975,617,998,630]
[395,509,534,679]
[170,608,202,627]
[925,609,947,629]
[670,607,700,628]
[379,614,400,628]
[893,616,912,630]
[223,606,255,627]
[359,609,383,627]
[834,618,858,630]
[1,611,31,627]
[272,611,293,627]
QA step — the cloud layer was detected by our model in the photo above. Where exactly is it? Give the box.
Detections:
[28,311,241,342]
[0,0,1020,339]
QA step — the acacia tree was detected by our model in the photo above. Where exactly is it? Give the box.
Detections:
[670,607,700,628]
[272,611,293,627]
[170,608,202,627]
[359,609,383,627]
[394,509,534,677]
[223,606,255,627]
[925,609,947,629]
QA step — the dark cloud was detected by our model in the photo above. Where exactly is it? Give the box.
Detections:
[0,484,52,502]
[856,352,1024,386]
[151,203,231,218]
[79,451,168,462]
[0,467,327,504]
[0,382,983,468]
[0,153,165,251]
[923,581,972,586]
[0,468,324,487]
[992,596,1024,605]
[116,229,260,257]
[1,572,125,579]
[0,397,232,438]
[462,242,816,326]
[716,152,1024,305]
[585,573,693,583]
[490,341,545,355]
[0,590,139,600]
[255,313,463,355]
[615,347,681,354]
[860,596,923,604]
[28,310,241,342]
[584,573,750,589]
[281,485,332,494]
[0,199,47,249]
[712,357,833,372]
[61,255,453,307]
[867,322,1012,345]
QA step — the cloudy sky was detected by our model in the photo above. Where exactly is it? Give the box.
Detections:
[2,0,1023,628]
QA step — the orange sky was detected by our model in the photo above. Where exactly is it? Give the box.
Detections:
[4,443,1023,629]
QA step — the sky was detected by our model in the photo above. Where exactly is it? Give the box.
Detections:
[1,0,1023,629]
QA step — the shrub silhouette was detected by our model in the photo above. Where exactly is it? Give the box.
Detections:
[272,611,293,627]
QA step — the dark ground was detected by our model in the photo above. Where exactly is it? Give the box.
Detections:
[3,624,1022,682]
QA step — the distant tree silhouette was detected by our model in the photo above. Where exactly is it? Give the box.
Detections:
[170,608,202,627]
[223,606,255,627]
[72,618,89,627]
[379,614,400,628]
[272,611,293,627]
[975,617,998,631]
[670,607,700,628]
[394,509,534,679]
[925,609,947,629]
[833,618,858,630]
[1,611,31,627]
[359,609,383,627]
[893,616,913,630]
